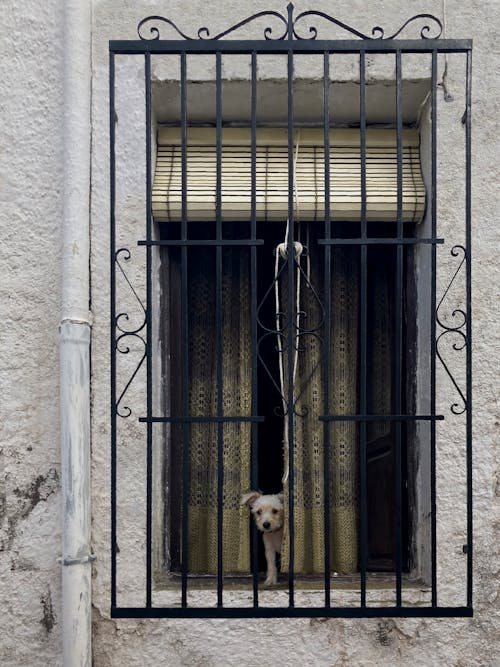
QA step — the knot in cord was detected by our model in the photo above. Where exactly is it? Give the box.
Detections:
[277,241,303,260]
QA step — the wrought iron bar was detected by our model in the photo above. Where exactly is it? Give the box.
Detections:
[180,51,189,608]
[394,49,403,607]
[139,416,265,423]
[145,52,153,607]
[318,238,444,245]
[286,4,295,604]
[320,415,444,422]
[138,239,264,246]
[109,49,117,612]
[359,49,368,608]
[322,49,331,608]
[113,606,473,619]
[465,48,473,609]
[250,49,259,607]
[111,39,472,55]
[430,48,437,607]
[215,51,224,607]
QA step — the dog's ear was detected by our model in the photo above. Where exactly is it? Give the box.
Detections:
[240,491,261,508]
[277,492,284,504]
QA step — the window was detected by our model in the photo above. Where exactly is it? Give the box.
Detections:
[156,127,424,577]
[110,5,472,618]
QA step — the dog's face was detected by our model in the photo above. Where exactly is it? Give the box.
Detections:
[241,491,284,533]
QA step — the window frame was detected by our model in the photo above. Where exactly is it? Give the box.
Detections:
[109,5,472,619]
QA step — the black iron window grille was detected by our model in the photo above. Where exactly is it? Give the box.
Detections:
[110,4,472,618]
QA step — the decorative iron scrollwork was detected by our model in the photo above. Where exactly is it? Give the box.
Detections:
[115,248,147,418]
[138,10,288,41]
[436,245,468,415]
[137,3,442,41]
[256,245,324,418]
[292,10,442,41]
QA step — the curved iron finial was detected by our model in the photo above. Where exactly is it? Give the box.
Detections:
[137,4,442,41]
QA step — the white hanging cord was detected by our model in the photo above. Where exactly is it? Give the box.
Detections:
[294,130,301,222]
[306,223,311,285]
[440,0,453,102]
[275,131,304,485]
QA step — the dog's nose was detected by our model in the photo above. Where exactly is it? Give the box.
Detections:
[262,521,271,530]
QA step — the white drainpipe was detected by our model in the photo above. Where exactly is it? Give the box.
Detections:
[60,1,92,665]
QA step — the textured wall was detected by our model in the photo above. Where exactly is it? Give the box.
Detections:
[0,1,65,665]
[1,0,499,665]
[90,1,500,664]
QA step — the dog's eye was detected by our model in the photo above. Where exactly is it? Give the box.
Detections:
[256,509,262,515]
[272,509,278,514]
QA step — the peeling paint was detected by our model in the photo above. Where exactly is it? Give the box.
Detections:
[376,620,395,647]
[4,469,59,549]
[12,470,60,520]
[41,587,56,634]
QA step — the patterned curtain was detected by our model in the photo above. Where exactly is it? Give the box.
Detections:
[185,247,252,573]
[280,234,392,574]
[181,236,391,575]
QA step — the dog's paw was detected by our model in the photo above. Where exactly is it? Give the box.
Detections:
[264,575,278,587]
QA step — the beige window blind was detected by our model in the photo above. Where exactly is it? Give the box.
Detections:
[152,127,425,223]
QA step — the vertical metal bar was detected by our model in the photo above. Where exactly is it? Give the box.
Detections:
[322,50,331,608]
[394,50,403,607]
[180,51,190,608]
[250,50,259,607]
[215,51,224,607]
[145,52,153,609]
[109,49,117,612]
[359,48,368,608]
[465,48,473,609]
[430,49,438,608]
[287,5,295,606]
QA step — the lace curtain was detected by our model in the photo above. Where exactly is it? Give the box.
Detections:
[279,237,392,574]
[180,236,391,574]
[185,247,252,573]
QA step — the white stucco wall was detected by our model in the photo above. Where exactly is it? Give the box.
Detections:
[0,1,65,665]
[1,0,499,665]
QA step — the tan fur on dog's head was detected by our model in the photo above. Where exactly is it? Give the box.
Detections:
[241,491,284,534]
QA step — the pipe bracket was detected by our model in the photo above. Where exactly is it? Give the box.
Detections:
[60,554,97,567]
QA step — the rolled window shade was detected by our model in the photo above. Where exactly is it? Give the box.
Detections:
[152,127,426,223]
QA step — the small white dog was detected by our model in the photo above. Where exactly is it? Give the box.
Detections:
[241,491,284,586]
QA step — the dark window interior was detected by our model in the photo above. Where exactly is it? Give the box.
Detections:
[163,220,411,575]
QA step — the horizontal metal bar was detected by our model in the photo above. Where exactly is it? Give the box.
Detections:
[138,416,265,423]
[138,239,264,247]
[110,39,472,55]
[141,238,443,247]
[112,606,473,619]
[318,238,444,246]
[319,414,444,422]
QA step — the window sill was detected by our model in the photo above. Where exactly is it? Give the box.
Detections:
[154,572,428,592]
